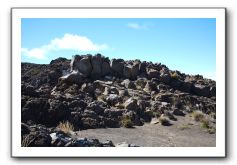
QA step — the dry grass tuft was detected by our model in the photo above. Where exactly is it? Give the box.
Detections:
[21,135,31,147]
[192,110,205,122]
[207,127,216,134]
[178,124,191,130]
[159,115,170,126]
[58,121,74,134]
[121,116,133,128]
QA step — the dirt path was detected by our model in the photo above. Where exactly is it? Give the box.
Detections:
[76,115,216,147]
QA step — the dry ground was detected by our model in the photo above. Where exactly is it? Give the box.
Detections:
[76,114,216,147]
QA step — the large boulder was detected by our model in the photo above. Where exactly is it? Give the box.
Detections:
[179,81,193,93]
[159,73,171,84]
[81,117,98,129]
[101,58,111,76]
[170,79,183,89]
[70,55,82,71]
[21,84,38,97]
[159,67,171,84]
[123,63,140,80]
[144,81,157,92]
[59,70,84,85]
[87,101,106,115]
[192,84,210,97]
[147,68,160,79]
[155,93,173,102]
[124,98,139,111]
[135,78,147,89]
[106,94,121,106]
[68,100,87,111]
[104,108,125,118]
[47,99,70,126]
[110,59,124,76]
[78,56,92,77]
[91,54,102,78]
[22,98,49,124]
[81,83,95,93]
[50,132,72,147]
[121,79,136,89]
[139,62,147,73]
[210,86,216,97]
[47,68,62,84]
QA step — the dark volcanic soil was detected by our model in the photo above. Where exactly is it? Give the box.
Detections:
[77,115,215,147]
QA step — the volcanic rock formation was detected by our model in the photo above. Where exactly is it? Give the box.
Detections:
[21,54,216,147]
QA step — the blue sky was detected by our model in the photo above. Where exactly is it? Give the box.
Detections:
[21,18,216,79]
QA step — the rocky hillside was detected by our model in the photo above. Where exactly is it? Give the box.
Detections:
[21,54,216,147]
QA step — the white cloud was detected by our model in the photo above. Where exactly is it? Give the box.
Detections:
[127,23,147,30]
[21,48,47,59]
[22,33,108,59]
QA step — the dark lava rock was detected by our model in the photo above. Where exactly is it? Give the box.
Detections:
[21,54,216,138]
[22,98,50,124]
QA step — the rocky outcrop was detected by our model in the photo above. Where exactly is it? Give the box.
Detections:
[21,54,216,146]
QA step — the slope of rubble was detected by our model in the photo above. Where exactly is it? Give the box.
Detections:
[21,54,216,147]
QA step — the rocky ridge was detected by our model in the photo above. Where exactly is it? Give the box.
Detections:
[21,54,216,147]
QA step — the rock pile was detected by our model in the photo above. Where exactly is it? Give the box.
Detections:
[21,54,216,147]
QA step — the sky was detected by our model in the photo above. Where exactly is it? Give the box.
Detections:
[21,18,216,80]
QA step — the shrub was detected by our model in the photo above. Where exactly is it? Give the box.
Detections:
[200,118,210,129]
[159,115,170,126]
[121,116,133,128]
[192,110,205,122]
[58,121,74,134]
[170,72,180,80]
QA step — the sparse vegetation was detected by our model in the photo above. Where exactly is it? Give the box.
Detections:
[200,118,210,129]
[209,112,216,119]
[21,135,31,147]
[159,115,170,126]
[192,110,205,122]
[178,124,191,130]
[58,121,74,134]
[29,68,40,75]
[21,54,216,147]
[121,116,133,128]
[208,127,216,134]
[200,118,216,134]
[97,95,106,102]
[170,72,180,80]
[115,103,125,109]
